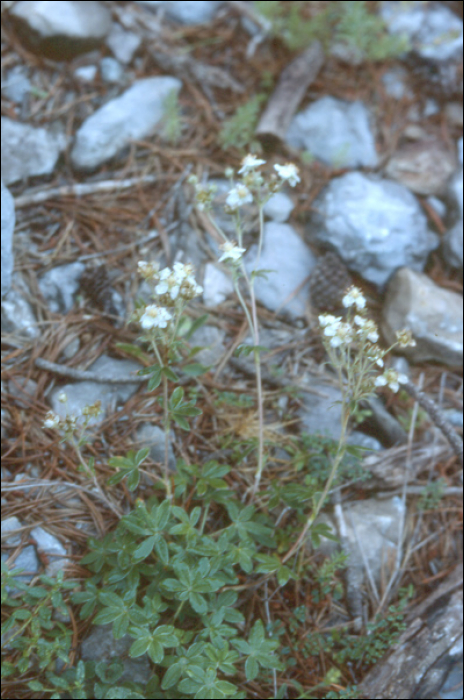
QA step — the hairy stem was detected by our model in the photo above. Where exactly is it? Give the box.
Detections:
[282,411,350,563]
[162,373,172,501]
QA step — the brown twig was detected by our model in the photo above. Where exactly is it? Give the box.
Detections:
[14,175,158,209]
[401,379,463,466]
[401,382,463,466]
[255,41,324,149]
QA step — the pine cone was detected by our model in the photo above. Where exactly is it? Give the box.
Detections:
[309,252,353,312]
[79,265,119,316]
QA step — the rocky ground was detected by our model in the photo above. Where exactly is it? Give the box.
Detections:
[1,2,463,699]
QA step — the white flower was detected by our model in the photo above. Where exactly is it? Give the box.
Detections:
[57,392,68,403]
[342,287,366,310]
[366,346,385,367]
[138,260,159,279]
[173,262,194,283]
[356,318,379,343]
[365,327,379,344]
[274,162,300,187]
[43,411,60,429]
[192,182,217,211]
[173,263,203,296]
[319,314,342,328]
[238,154,266,174]
[155,268,181,300]
[219,241,246,263]
[374,369,408,393]
[321,318,354,347]
[226,184,253,210]
[395,329,416,348]
[140,305,172,330]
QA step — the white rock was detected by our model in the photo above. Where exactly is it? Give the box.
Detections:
[71,76,182,170]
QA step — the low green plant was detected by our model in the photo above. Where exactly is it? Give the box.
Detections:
[68,465,294,697]
[189,154,301,497]
[253,0,410,59]
[218,94,266,153]
[1,565,76,687]
[331,601,408,667]
[417,478,446,511]
[3,153,419,698]
[161,91,183,145]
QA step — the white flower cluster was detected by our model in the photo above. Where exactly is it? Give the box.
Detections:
[318,286,413,393]
[155,262,203,302]
[137,261,202,332]
[214,153,301,267]
[43,399,102,432]
[187,177,217,211]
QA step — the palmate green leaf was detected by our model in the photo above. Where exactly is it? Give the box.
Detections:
[179,666,238,699]
[129,624,178,664]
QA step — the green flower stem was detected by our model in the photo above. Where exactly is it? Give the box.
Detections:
[70,434,122,517]
[149,337,172,499]
[232,276,254,341]
[249,283,265,499]
[256,205,264,266]
[171,300,186,343]
[162,372,173,501]
[173,598,186,621]
[206,211,229,243]
[150,337,163,367]
[200,502,210,535]
[232,271,265,498]
[282,410,350,564]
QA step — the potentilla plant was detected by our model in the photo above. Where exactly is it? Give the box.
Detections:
[283,286,416,562]
[132,261,204,500]
[43,394,122,517]
[189,154,301,498]
[42,262,204,507]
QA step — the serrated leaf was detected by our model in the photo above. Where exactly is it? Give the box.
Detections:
[245,656,259,681]
[183,313,209,340]
[250,268,275,281]
[133,536,156,559]
[114,342,152,363]
[162,366,179,382]
[127,469,140,491]
[175,405,202,417]
[137,363,162,376]
[170,386,184,408]
[172,414,190,430]
[234,344,269,357]
[182,363,211,376]
[147,373,163,391]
